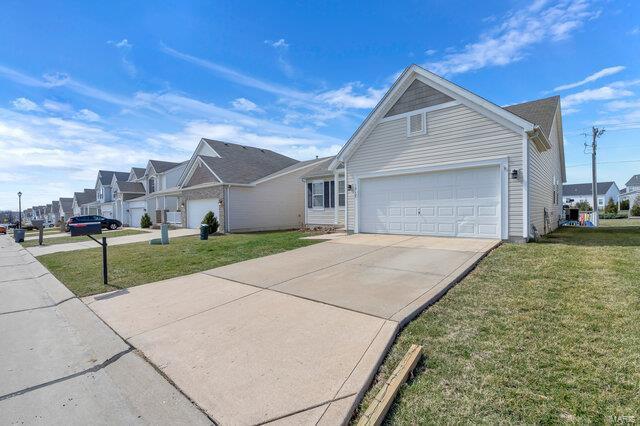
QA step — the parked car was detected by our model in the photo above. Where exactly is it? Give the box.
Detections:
[65,215,122,232]
[0,224,7,234]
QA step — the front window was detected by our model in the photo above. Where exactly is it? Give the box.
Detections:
[598,198,604,206]
[338,180,345,207]
[312,182,324,208]
[149,178,156,194]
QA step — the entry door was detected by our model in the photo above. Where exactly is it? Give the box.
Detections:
[358,166,501,238]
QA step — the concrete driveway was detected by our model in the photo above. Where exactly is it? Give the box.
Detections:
[84,234,499,425]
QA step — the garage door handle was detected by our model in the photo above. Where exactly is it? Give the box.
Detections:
[418,208,421,216]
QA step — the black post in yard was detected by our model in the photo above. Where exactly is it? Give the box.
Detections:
[102,236,108,286]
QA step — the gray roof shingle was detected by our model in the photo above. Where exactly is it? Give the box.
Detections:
[131,167,146,179]
[197,139,299,184]
[300,157,346,179]
[74,189,96,205]
[626,174,640,187]
[503,96,560,138]
[149,160,186,173]
[59,198,73,212]
[116,181,146,193]
[563,182,616,196]
[98,170,129,185]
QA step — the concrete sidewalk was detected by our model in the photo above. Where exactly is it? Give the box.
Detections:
[85,234,499,424]
[26,228,199,256]
[23,228,149,242]
[0,235,211,425]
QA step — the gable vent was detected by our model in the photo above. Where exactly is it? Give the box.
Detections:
[407,112,426,136]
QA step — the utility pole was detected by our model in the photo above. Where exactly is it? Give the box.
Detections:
[589,127,605,226]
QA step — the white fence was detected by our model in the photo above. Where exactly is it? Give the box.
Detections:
[166,211,181,225]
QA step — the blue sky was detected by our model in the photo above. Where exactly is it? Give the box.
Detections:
[1,0,639,209]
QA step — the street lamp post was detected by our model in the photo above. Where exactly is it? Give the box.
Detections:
[17,192,22,229]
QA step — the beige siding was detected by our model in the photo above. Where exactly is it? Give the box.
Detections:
[228,170,307,232]
[306,207,345,225]
[528,109,563,236]
[346,104,524,239]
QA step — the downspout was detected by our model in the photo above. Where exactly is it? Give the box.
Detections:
[344,161,348,233]
[224,185,230,233]
[334,171,339,225]
[522,133,530,241]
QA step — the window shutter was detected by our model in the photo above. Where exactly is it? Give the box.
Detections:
[307,183,312,208]
[324,181,330,208]
[330,180,335,208]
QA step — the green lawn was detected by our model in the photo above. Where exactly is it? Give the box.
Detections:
[24,227,62,235]
[599,217,640,228]
[38,231,321,297]
[355,223,640,424]
[21,229,148,248]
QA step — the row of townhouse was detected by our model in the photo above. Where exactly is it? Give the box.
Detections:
[23,65,567,240]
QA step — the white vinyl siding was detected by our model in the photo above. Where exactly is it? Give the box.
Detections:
[228,168,308,232]
[346,104,523,239]
[306,207,344,225]
[528,108,562,235]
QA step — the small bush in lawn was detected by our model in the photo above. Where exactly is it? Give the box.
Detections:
[575,200,592,211]
[202,211,219,234]
[604,198,618,214]
[620,199,630,210]
[631,199,640,217]
[140,213,152,228]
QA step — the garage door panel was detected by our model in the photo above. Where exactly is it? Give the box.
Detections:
[187,199,220,229]
[359,166,501,238]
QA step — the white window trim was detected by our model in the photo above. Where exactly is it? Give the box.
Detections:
[338,179,346,207]
[312,180,325,210]
[406,112,427,137]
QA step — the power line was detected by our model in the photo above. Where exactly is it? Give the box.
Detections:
[566,159,640,168]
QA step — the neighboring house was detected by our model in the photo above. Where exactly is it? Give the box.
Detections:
[176,138,324,231]
[113,180,146,226]
[44,204,52,222]
[620,174,640,207]
[72,189,97,216]
[119,160,188,227]
[90,170,130,218]
[302,157,346,227]
[562,182,619,210]
[50,200,60,224]
[58,197,74,222]
[326,64,566,241]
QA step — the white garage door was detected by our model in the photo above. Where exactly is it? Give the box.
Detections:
[359,166,501,238]
[187,198,220,229]
[129,208,145,228]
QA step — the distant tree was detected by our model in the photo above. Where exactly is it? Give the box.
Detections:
[140,213,152,228]
[604,198,618,214]
[631,198,640,217]
[202,211,219,234]
[620,199,630,210]
[575,200,592,211]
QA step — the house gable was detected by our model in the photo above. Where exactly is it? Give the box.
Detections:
[177,139,221,187]
[330,64,536,170]
[184,159,220,188]
[385,79,454,117]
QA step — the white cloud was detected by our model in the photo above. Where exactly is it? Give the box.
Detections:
[424,49,437,56]
[605,99,640,111]
[231,97,263,113]
[629,26,640,35]
[265,38,289,49]
[12,97,39,111]
[553,66,626,91]
[75,108,101,122]
[108,38,136,77]
[42,99,73,112]
[563,86,634,108]
[426,0,600,76]
[316,83,385,109]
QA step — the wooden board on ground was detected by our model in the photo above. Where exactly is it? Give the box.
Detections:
[357,344,423,426]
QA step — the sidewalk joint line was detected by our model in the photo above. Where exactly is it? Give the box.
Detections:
[0,296,75,316]
[0,348,134,402]
[256,392,357,425]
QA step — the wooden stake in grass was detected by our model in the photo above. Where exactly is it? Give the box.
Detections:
[358,344,423,426]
